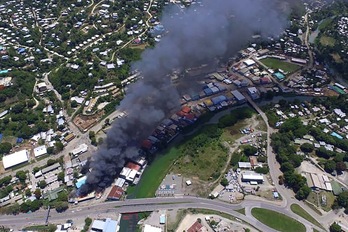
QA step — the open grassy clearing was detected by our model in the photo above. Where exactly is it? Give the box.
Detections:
[331,53,343,63]
[306,191,335,212]
[127,146,180,198]
[320,36,336,47]
[251,208,306,232]
[261,58,300,73]
[290,204,322,228]
[128,108,254,198]
[171,136,228,181]
[318,18,333,31]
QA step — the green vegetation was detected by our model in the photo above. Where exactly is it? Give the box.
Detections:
[319,36,336,47]
[290,204,322,228]
[271,117,310,199]
[251,208,306,232]
[261,58,300,73]
[172,125,227,181]
[318,18,334,31]
[81,217,92,232]
[23,224,56,232]
[235,208,246,215]
[127,146,180,198]
[128,108,253,198]
[330,222,342,232]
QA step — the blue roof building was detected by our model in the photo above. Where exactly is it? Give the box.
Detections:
[274,72,285,81]
[331,132,343,140]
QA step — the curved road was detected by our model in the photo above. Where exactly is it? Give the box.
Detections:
[0,197,324,232]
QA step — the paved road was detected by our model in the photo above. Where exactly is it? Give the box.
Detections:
[304,13,314,69]
[0,197,324,231]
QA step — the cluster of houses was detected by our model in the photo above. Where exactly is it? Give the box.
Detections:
[106,157,147,201]
[338,16,348,40]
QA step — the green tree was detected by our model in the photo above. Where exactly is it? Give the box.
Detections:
[300,143,314,153]
[47,146,54,154]
[337,191,348,208]
[295,186,311,200]
[325,160,336,173]
[336,161,347,173]
[243,145,257,156]
[33,167,40,174]
[20,201,31,213]
[254,166,269,174]
[58,171,65,182]
[47,159,57,166]
[55,141,64,152]
[57,191,68,202]
[85,217,92,227]
[16,170,27,183]
[34,189,41,199]
[330,222,342,232]
[55,201,69,212]
[29,199,42,212]
[220,178,229,187]
[25,189,31,197]
[12,102,25,114]
[0,176,12,187]
[89,131,95,139]
[70,100,78,108]
[280,162,294,173]
[0,142,12,154]
[38,180,47,189]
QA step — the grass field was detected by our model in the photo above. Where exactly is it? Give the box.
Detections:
[128,108,254,198]
[251,208,306,232]
[320,36,336,47]
[235,208,246,215]
[318,18,333,31]
[261,58,300,73]
[171,139,228,181]
[290,204,322,228]
[23,224,56,232]
[306,191,335,212]
[127,146,181,198]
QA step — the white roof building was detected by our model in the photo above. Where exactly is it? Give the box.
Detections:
[241,171,264,183]
[120,167,137,183]
[2,150,29,169]
[144,224,162,232]
[33,145,47,157]
[71,143,88,156]
[243,59,255,66]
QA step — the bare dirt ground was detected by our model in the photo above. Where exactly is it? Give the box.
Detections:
[73,111,103,132]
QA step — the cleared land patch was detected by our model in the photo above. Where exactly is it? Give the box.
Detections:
[319,36,336,47]
[128,108,254,198]
[251,208,306,232]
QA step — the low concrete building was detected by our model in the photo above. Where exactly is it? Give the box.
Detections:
[241,171,264,184]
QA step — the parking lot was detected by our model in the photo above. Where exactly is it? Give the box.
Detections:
[156,173,185,197]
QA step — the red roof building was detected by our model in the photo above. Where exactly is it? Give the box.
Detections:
[187,221,203,232]
[126,162,141,171]
[141,139,152,150]
[260,77,272,84]
[107,186,124,201]
[181,106,191,114]
[176,111,186,117]
[185,113,196,121]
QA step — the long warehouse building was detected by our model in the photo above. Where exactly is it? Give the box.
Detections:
[2,150,29,169]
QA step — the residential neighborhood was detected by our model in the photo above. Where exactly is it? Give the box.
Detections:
[0,0,348,232]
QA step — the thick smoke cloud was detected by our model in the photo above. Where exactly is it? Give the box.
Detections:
[79,0,291,195]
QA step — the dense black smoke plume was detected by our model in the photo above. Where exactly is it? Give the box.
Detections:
[79,0,292,195]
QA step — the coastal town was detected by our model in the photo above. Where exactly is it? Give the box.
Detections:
[0,0,348,232]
